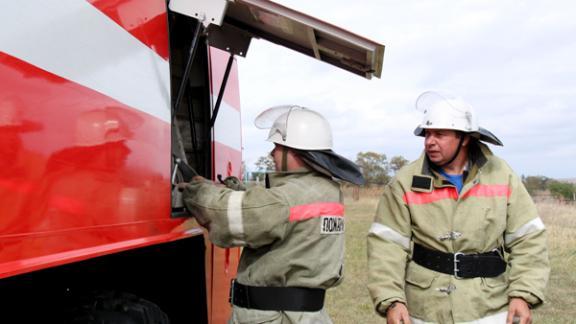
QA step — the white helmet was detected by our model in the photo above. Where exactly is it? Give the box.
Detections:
[413,91,503,146]
[254,105,364,185]
[254,105,332,150]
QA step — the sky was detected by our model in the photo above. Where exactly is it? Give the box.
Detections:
[235,0,576,179]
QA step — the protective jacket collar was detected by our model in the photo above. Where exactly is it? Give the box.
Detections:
[418,142,492,189]
[294,149,365,186]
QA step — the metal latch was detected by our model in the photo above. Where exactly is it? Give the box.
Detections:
[169,0,228,27]
[437,283,456,294]
[439,231,462,241]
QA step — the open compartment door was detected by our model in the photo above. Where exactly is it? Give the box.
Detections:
[170,0,384,79]
[223,0,384,79]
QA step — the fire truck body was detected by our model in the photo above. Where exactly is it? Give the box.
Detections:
[0,0,383,322]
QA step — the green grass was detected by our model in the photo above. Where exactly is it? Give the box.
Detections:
[325,191,576,323]
[325,196,383,323]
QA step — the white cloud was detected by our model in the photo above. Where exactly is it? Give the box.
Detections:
[236,0,576,178]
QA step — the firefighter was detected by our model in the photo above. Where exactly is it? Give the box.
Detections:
[367,91,549,324]
[179,106,364,323]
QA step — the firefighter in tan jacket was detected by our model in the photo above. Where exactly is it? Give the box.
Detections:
[367,91,549,324]
[181,106,364,324]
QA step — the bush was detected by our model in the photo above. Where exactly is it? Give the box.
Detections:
[548,181,576,201]
[522,175,550,196]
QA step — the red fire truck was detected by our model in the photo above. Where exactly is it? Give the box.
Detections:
[0,0,383,322]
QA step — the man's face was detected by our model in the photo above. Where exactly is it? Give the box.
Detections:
[424,129,462,165]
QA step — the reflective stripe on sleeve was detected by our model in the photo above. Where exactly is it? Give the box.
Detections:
[369,223,410,251]
[289,202,344,222]
[505,217,545,245]
[227,191,245,244]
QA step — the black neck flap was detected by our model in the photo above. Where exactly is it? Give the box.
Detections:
[294,149,365,185]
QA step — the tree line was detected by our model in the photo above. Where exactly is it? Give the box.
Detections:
[250,153,575,201]
[522,175,576,201]
[354,152,408,185]
[250,151,408,185]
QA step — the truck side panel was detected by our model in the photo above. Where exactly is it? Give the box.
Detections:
[0,0,210,279]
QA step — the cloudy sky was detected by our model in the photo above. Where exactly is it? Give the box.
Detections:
[235,0,576,179]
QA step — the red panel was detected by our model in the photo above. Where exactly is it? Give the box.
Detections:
[210,245,238,323]
[0,52,192,278]
[213,141,243,180]
[88,0,169,60]
[209,142,242,323]
[209,47,241,110]
[209,47,243,322]
[0,226,203,279]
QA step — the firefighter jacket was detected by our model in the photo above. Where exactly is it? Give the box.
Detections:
[182,170,344,323]
[367,143,549,323]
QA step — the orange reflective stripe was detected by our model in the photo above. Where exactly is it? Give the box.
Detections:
[403,187,458,205]
[289,202,344,222]
[462,184,510,199]
[403,184,510,205]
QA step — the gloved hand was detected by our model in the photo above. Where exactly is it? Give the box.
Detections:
[176,176,208,191]
[222,176,246,191]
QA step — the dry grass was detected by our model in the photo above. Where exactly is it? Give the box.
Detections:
[325,190,576,323]
[533,202,576,323]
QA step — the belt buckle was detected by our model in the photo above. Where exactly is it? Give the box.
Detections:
[454,252,464,279]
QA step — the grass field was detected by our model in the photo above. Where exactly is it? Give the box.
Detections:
[325,189,576,323]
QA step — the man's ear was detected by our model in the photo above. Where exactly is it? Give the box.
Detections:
[462,133,471,146]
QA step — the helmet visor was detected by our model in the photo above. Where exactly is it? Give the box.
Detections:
[255,105,307,143]
[254,105,302,129]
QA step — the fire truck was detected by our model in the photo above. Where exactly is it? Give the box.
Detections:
[0,0,383,322]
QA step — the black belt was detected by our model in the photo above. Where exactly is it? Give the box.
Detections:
[412,243,506,278]
[230,280,325,312]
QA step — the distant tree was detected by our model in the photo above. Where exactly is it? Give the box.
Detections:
[548,181,576,201]
[356,151,390,185]
[390,156,409,174]
[255,155,275,172]
[522,175,550,195]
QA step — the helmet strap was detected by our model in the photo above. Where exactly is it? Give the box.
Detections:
[281,146,288,171]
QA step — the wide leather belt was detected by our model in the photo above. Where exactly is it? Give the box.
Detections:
[412,243,506,278]
[230,280,325,312]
